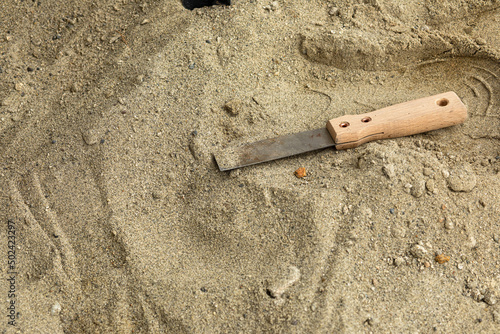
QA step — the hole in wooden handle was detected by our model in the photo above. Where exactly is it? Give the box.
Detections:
[436,98,449,107]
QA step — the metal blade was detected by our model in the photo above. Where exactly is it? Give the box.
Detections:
[215,128,335,171]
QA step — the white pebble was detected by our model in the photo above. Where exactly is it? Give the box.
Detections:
[483,290,497,305]
[329,7,339,16]
[410,244,427,259]
[468,235,477,249]
[267,266,301,299]
[444,218,454,230]
[382,164,395,179]
[51,302,61,315]
[441,169,450,178]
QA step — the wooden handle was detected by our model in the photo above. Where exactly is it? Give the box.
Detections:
[326,91,467,150]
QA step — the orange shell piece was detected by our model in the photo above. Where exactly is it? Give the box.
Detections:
[295,167,306,178]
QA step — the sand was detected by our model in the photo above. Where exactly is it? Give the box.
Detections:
[1,0,500,332]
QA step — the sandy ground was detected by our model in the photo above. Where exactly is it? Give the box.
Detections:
[1,0,500,333]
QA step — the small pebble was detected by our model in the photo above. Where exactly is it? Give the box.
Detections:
[410,244,427,259]
[365,316,379,326]
[471,288,484,302]
[391,225,406,238]
[141,19,151,25]
[447,168,477,192]
[468,235,477,249]
[357,157,367,169]
[382,164,395,179]
[444,218,454,230]
[423,167,433,176]
[152,191,164,200]
[267,266,301,298]
[425,179,436,192]
[483,290,497,305]
[411,180,426,198]
[475,37,487,45]
[492,309,500,324]
[441,169,450,178]
[224,99,243,116]
[51,302,61,315]
[435,254,450,264]
[329,7,339,16]
[82,129,100,145]
[109,35,121,44]
[69,82,79,93]
[294,167,306,178]
[394,257,405,267]
[188,63,195,69]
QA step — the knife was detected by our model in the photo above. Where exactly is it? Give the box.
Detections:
[215,91,467,171]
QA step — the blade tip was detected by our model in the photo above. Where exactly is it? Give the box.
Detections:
[213,154,233,172]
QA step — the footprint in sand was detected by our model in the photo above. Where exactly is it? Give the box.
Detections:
[7,169,161,333]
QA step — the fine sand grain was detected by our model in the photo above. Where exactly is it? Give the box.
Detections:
[1,0,500,333]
